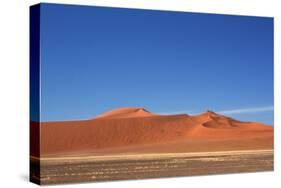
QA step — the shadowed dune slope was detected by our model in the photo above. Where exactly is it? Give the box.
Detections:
[35,107,273,157]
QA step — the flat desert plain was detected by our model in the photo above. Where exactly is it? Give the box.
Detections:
[30,107,274,184]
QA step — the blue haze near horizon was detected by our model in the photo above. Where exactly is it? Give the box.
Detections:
[38,3,274,125]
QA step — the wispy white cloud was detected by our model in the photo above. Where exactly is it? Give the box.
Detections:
[157,105,273,116]
[217,106,274,115]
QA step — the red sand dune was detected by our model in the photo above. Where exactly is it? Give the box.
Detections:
[95,107,158,119]
[31,107,273,157]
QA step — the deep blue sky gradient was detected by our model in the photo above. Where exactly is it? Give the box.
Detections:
[39,4,274,124]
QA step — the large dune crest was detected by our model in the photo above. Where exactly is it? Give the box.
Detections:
[33,107,273,157]
[95,107,158,119]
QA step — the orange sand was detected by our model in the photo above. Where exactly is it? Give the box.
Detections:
[32,107,273,157]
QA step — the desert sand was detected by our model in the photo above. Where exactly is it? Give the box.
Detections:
[31,107,273,157]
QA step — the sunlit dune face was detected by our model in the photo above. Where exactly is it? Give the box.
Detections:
[94,107,159,119]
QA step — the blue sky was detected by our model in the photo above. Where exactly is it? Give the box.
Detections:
[38,3,273,124]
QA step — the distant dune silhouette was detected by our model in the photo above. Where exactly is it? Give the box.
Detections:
[32,107,273,157]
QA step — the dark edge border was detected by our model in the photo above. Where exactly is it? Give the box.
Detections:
[272,17,275,171]
[30,3,41,185]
